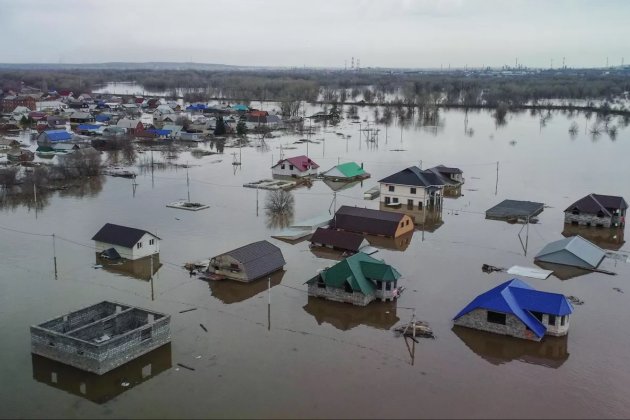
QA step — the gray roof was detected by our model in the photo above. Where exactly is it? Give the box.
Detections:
[534,235,605,270]
[486,199,544,220]
[379,166,445,187]
[92,223,159,248]
[219,240,285,281]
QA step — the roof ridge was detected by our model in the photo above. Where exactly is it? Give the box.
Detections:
[588,193,610,216]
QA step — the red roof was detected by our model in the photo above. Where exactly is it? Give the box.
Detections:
[282,155,319,172]
[249,110,268,117]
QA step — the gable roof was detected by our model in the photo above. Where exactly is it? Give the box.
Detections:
[565,193,628,215]
[310,228,366,252]
[272,155,319,171]
[378,166,445,187]
[41,130,72,142]
[431,164,462,174]
[306,252,401,295]
[534,235,605,269]
[453,278,573,339]
[91,223,159,248]
[218,240,285,281]
[426,165,462,186]
[332,205,406,237]
[116,118,142,129]
[323,162,367,178]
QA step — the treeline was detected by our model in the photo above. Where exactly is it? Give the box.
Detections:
[1,68,629,109]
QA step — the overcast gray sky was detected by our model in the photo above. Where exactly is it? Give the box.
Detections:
[0,0,627,68]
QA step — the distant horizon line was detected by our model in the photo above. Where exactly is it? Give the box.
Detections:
[0,61,627,72]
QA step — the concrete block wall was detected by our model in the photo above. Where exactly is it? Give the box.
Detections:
[564,213,612,228]
[307,284,374,306]
[454,309,536,341]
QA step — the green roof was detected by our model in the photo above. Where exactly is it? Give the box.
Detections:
[306,252,401,294]
[337,162,366,178]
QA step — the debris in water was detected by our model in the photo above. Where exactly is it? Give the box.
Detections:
[613,287,624,294]
[482,264,504,273]
[394,321,434,339]
[177,363,195,371]
[121,381,130,387]
[200,323,208,332]
[567,295,585,305]
[93,264,103,269]
[179,308,197,314]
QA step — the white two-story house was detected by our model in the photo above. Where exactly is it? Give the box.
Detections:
[378,166,445,210]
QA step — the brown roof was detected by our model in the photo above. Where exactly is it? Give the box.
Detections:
[331,206,406,237]
[565,194,628,216]
[310,228,366,252]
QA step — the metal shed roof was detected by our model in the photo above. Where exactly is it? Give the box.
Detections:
[218,240,286,281]
[534,235,606,270]
[91,223,159,248]
[485,199,544,220]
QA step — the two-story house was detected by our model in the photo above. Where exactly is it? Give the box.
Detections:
[378,166,445,209]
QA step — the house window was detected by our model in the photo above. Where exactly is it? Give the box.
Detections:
[393,198,399,203]
[410,188,416,194]
[418,202,423,209]
[407,199,414,208]
[572,208,580,215]
[137,242,142,249]
[376,280,382,289]
[548,315,556,326]
[388,185,395,192]
[344,282,353,293]
[289,165,294,170]
[560,316,566,326]
[531,311,544,322]
[486,311,506,325]
[406,219,410,226]
[317,278,326,289]
[149,239,154,245]
[281,164,285,169]
[385,282,392,291]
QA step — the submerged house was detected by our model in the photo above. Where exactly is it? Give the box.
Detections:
[378,166,445,209]
[564,194,627,228]
[331,205,414,238]
[30,301,171,375]
[310,228,369,254]
[534,235,606,270]
[271,155,319,178]
[321,162,370,181]
[306,252,402,306]
[207,240,285,282]
[116,118,144,135]
[453,279,573,341]
[91,223,160,261]
[426,165,464,185]
[36,130,73,145]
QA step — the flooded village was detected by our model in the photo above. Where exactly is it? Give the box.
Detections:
[1,77,630,419]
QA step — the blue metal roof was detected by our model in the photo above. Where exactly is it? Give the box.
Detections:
[95,114,111,122]
[453,278,573,338]
[186,104,207,110]
[77,124,100,131]
[146,129,171,136]
[44,130,72,142]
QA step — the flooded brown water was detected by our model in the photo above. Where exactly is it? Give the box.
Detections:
[2,105,630,418]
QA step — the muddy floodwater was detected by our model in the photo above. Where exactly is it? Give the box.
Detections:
[2,105,630,418]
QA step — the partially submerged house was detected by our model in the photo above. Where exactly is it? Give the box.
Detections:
[485,199,544,221]
[30,301,171,375]
[310,228,369,254]
[207,240,285,282]
[426,165,464,185]
[331,205,414,238]
[91,223,160,261]
[306,252,402,306]
[453,279,573,341]
[564,193,627,228]
[378,166,445,209]
[116,118,144,135]
[534,235,606,270]
[271,155,319,178]
[37,130,73,145]
[321,162,370,181]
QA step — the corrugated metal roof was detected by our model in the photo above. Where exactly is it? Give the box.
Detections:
[564,193,628,215]
[453,279,573,339]
[378,166,445,187]
[310,228,366,252]
[534,235,605,269]
[42,130,72,142]
[329,162,367,178]
[332,206,406,237]
[272,155,319,172]
[221,240,285,281]
[91,223,159,248]
[485,199,544,219]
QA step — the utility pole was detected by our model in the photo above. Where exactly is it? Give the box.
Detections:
[186,163,190,203]
[495,161,499,195]
[150,253,155,301]
[151,149,154,189]
[52,233,58,280]
[267,276,271,331]
[256,186,259,216]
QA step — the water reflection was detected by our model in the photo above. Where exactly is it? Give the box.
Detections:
[31,343,172,404]
[95,253,162,282]
[365,231,414,251]
[562,224,625,251]
[208,270,285,304]
[303,297,399,331]
[452,326,569,368]
[533,261,591,281]
[322,179,361,192]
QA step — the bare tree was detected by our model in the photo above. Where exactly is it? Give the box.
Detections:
[265,190,294,215]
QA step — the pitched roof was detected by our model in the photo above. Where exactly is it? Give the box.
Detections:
[310,228,366,252]
[42,130,72,142]
[431,164,462,174]
[565,193,628,215]
[219,240,285,281]
[378,166,445,187]
[453,279,573,339]
[534,235,605,269]
[77,124,100,131]
[306,252,401,295]
[332,206,407,237]
[272,155,319,171]
[116,118,142,129]
[91,223,159,248]
[323,162,367,178]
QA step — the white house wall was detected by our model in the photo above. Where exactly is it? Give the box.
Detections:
[94,233,159,261]
[272,162,317,178]
[379,183,432,207]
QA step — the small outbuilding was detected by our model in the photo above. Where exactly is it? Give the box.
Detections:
[310,228,369,253]
[306,252,402,306]
[321,162,370,181]
[207,240,285,282]
[534,235,606,270]
[271,155,319,178]
[91,223,160,261]
[564,193,627,228]
[331,205,414,238]
[453,279,573,341]
[485,199,544,221]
